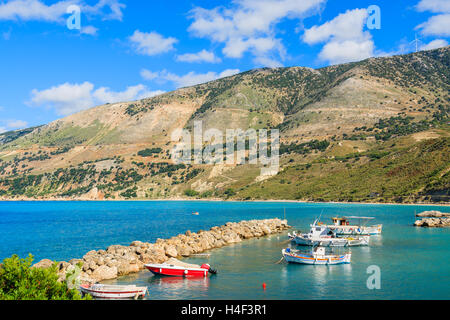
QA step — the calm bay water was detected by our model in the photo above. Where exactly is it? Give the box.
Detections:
[0,201,449,299]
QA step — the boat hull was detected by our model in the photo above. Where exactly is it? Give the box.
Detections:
[80,285,147,299]
[341,236,370,246]
[145,264,210,277]
[329,224,383,235]
[282,249,351,265]
[293,236,348,247]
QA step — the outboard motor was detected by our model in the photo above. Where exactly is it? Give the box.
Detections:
[201,263,217,274]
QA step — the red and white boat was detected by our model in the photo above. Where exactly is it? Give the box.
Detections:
[79,284,147,299]
[144,258,217,277]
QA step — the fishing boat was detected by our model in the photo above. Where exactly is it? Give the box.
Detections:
[79,284,147,299]
[282,247,351,265]
[289,223,369,247]
[145,258,217,277]
[326,216,382,235]
[288,232,296,241]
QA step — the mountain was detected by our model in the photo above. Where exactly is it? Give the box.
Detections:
[0,47,449,203]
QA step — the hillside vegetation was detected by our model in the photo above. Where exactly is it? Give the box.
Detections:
[0,47,449,203]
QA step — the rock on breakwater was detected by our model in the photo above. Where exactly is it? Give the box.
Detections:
[32,218,290,284]
[414,211,450,227]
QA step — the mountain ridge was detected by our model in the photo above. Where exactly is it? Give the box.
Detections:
[1,46,449,203]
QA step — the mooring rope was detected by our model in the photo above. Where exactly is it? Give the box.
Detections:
[275,256,285,264]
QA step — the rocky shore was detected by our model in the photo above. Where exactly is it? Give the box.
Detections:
[414,211,450,227]
[32,218,290,284]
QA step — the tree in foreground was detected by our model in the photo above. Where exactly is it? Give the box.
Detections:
[0,254,91,300]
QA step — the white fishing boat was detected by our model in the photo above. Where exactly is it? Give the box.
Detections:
[339,235,370,246]
[326,216,382,235]
[289,223,369,247]
[80,284,147,299]
[282,247,351,265]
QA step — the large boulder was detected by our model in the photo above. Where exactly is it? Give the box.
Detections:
[177,244,193,257]
[414,217,450,227]
[116,260,140,276]
[130,241,145,247]
[91,265,118,281]
[69,258,83,266]
[261,226,271,235]
[32,259,54,269]
[417,211,450,218]
[165,245,178,258]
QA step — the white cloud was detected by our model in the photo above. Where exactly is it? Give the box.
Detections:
[416,14,450,36]
[416,0,450,13]
[253,56,283,68]
[177,50,222,63]
[30,82,95,115]
[319,39,374,65]
[302,8,375,64]
[29,82,164,116]
[141,68,240,88]
[420,38,449,50]
[140,69,159,81]
[83,0,126,21]
[81,25,98,35]
[188,0,325,65]
[303,9,369,44]
[129,30,178,56]
[6,120,28,128]
[0,0,71,22]
[0,119,29,132]
[93,84,164,103]
[416,0,450,37]
[0,0,125,22]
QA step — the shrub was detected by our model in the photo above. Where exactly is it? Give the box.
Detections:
[0,254,90,300]
[184,189,199,197]
[137,148,162,157]
[224,188,236,197]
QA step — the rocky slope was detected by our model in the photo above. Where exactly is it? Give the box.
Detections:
[0,47,449,203]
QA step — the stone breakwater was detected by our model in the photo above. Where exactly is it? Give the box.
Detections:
[32,219,290,284]
[414,211,450,227]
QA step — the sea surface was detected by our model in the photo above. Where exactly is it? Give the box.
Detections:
[0,201,449,300]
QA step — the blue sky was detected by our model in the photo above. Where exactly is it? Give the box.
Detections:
[0,0,449,132]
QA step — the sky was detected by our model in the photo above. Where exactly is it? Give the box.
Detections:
[0,0,449,133]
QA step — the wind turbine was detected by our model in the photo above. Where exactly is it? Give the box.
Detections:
[410,33,422,53]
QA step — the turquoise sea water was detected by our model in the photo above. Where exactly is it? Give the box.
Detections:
[0,201,449,299]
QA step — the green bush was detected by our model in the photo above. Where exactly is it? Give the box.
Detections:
[137,148,162,157]
[224,188,236,197]
[0,254,90,300]
[184,189,199,197]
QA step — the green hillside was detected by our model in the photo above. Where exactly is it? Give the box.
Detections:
[233,135,450,203]
[0,47,449,203]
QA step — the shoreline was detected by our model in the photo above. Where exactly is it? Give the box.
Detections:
[31,218,291,284]
[1,197,449,206]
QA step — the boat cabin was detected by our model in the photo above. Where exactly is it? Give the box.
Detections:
[332,217,350,226]
[330,216,376,227]
[308,225,334,237]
